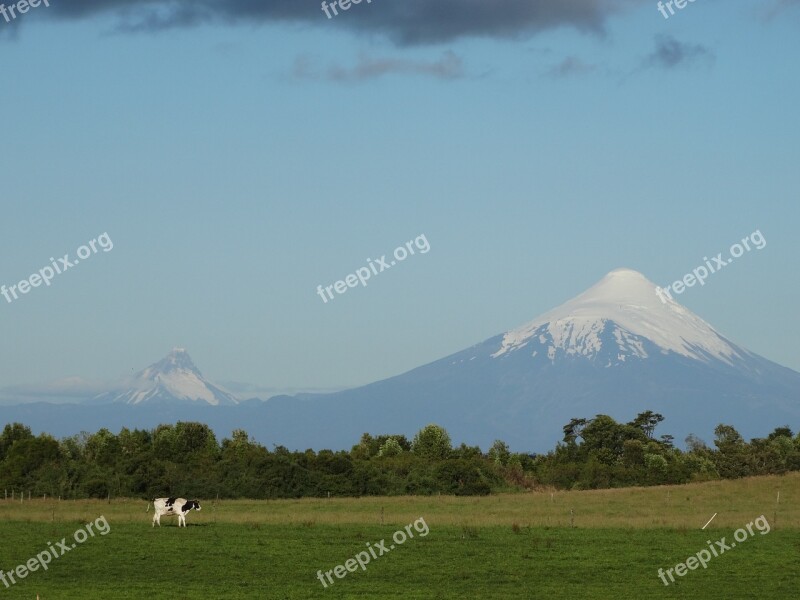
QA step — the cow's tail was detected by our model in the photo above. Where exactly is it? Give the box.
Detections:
[146,500,152,512]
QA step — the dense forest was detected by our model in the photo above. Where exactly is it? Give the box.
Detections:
[1,411,798,499]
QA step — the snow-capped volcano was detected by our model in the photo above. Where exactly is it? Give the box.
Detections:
[267,267,800,450]
[492,268,746,366]
[92,348,239,406]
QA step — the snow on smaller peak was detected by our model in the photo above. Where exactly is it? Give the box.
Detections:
[117,349,239,406]
[151,369,219,405]
[492,268,745,364]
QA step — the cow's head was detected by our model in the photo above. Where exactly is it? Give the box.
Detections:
[180,499,202,513]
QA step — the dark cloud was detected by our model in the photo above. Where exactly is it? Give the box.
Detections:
[643,35,714,69]
[35,0,644,45]
[293,51,464,82]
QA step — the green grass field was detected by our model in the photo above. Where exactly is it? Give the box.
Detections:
[0,474,797,599]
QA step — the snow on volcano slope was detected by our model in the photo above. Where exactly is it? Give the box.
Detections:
[492,268,746,366]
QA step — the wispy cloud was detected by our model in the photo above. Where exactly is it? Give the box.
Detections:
[293,51,465,82]
[547,56,598,78]
[763,0,800,18]
[0,377,110,405]
[0,376,349,405]
[219,381,349,399]
[642,35,714,70]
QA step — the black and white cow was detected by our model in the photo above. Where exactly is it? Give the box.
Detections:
[151,497,201,527]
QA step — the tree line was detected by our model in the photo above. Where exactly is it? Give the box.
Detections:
[1,411,798,499]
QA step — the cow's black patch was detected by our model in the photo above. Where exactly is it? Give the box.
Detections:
[181,501,194,513]
[166,497,177,507]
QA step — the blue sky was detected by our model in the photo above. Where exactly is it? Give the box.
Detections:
[1,0,798,402]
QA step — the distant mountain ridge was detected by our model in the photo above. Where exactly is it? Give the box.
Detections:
[3,269,799,451]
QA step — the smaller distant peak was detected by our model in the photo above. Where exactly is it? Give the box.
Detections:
[171,347,188,354]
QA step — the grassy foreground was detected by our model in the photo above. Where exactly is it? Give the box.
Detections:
[0,474,797,599]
